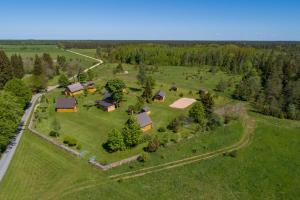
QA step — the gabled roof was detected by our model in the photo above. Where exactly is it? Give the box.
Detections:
[136,112,152,128]
[66,83,84,93]
[95,100,113,108]
[155,90,166,97]
[82,81,95,88]
[56,98,76,109]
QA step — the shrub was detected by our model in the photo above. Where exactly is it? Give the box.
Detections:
[179,92,184,97]
[146,136,160,152]
[189,102,206,124]
[215,79,228,92]
[157,127,166,132]
[106,129,125,152]
[63,136,77,147]
[207,113,223,130]
[167,117,182,133]
[49,130,60,137]
[138,152,148,162]
[76,144,82,150]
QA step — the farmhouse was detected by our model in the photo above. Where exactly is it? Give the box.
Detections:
[95,100,115,112]
[65,83,84,96]
[153,90,166,102]
[141,106,151,115]
[136,112,153,132]
[82,81,97,93]
[56,98,77,112]
[169,85,178,92]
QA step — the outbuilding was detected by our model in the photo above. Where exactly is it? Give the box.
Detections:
[153,90,166,102]
[95,100,116,112]
[56,98,77,112]
[136,112,153,132]
[141,106,151,115]
[169,85,178,92]
[65,83,84,96]
[82,81,97,93]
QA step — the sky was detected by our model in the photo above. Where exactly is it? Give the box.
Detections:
[0,0,299,41]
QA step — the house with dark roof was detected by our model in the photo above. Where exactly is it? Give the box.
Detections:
[56,98,77,112]
[153,90,166,102]
[95,100,115,112]
[169,85,178,92]
[65,83,84,96]
[136,112,153,132]
[82,81,97,93]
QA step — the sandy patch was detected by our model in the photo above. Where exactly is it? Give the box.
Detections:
[169,98,197,109]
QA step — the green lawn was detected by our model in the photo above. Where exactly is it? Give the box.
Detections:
[1,114,299,199]
[33,63,239,163]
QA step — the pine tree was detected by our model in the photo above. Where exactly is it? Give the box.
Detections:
[0,50,13,89]
[11,54,24,79]
[122,116,142,147]
[33,55,43,76]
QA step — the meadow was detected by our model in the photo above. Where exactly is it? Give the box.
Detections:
[0,113,299,199]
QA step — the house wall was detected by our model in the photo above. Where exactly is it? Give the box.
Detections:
[154,96,165,102]
[107,105,116,112]
[65,90,84,96]
[87,88,97,93]
[56,107,77,113]
[141,124,152,132]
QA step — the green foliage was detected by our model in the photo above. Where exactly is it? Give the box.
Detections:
[158,127,166,132]
[146,136,160,152]
[200,92,215,114]
[207,113,223,130]
[51,118,61,133]
[87,70,95,80]
[0,91,23,153]
[49,131,60,137]
[122,116,142,148]
[215,79,228,92]
[63,136,77,147]
[105,79,126,106]
[189,102,206,124]
[142,76,155,102]
[57,55,67,71]
[113,63,124,74]
[77,72,88,83]
[137,152,148,162]
[167,116,184,133]
[58,73,70,87]
[0,50,13,89]
[106,129,125,152]
[10,54,24,79]
[4,78,32,107]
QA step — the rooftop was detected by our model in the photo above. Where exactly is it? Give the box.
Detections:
[67,83,84,93]
[156,90,166,97]
[136,112,152,128]
[95,100,113,108]
[56,98,76,109]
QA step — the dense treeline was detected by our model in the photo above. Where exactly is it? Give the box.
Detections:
[0,50,33,153]
[105,44,300,119]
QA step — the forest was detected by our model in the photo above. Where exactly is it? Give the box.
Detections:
[98,43,300,120]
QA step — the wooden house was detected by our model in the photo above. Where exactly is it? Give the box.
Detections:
[82,81,97,93]
[153,90,166,102]
[95,100,115,112]
[136,112,153,132]
[65,83,84,96]
[56,98,77,112]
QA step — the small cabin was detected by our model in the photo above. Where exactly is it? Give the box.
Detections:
[169,85,178,92]
[136,112,153,132]
[141,106,151,115]
[199,88,208,96]
[65,83,84,96]
[153,90,166,102]
[56,98,77,112]
[95,100,115,112]
[82,81,97,93]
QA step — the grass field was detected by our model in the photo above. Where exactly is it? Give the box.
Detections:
[0,113,299,199]
[33,63,239,163]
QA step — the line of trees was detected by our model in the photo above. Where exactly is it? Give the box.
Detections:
[104,44,299,120]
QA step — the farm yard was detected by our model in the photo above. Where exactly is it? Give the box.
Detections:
[0,41,299,200]
[32,61,241,163]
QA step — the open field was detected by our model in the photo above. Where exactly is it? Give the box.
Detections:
[0,113,299,199]
[33,62,240,163]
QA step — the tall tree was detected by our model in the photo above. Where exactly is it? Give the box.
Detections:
[122,116,142,148]
[11,54,24,79]
[4,78,32,108]
[105,79,126,106]
[0,50,13,89]
[106,129,125,152]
